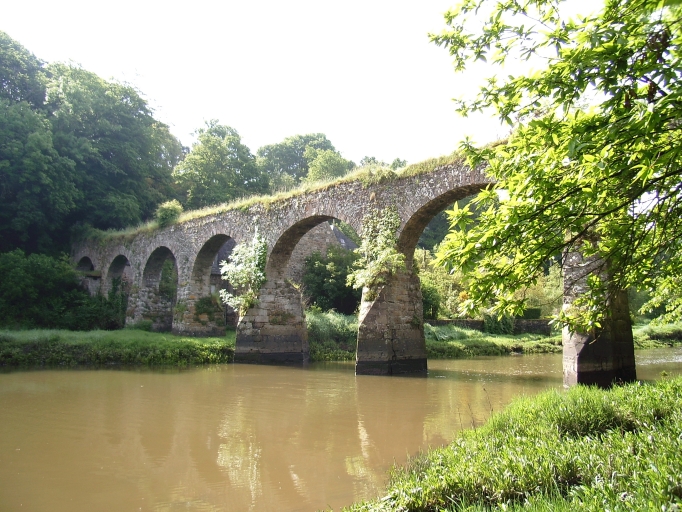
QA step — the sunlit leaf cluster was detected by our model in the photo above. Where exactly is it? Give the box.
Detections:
[433,0,682,329]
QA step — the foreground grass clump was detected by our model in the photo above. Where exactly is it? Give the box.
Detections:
[424,323,563,358]
[344,377,682,512]
[0,329,235,367]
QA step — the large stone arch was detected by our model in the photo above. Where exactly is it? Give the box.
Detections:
[131,246,178,332]
[396,183,490,264]
[355,182,490,376]
[175,234,237,336]
[235,215,356,364]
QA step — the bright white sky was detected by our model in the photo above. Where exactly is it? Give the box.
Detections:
[3,0,513,164]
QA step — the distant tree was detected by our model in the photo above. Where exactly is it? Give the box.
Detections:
[303,147,353,183]
[173,120,267,209]
[390,158,407,170]
[359,156,385,167]
[256,133,335,188]
[0,31,46,108]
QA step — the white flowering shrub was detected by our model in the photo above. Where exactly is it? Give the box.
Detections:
[219,231,268,315]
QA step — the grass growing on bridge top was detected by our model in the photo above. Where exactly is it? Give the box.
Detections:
[84,153,467,243]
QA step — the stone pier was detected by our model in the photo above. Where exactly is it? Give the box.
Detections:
[355,270,427,375]
[234,277,309,364]
[562,250,637,387]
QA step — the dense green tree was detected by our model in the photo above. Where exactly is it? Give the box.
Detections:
[0,250,126,330]
[302,245,361,315]
[173,121,267,209]
[433,0,682,329]
[256,133,335,189]
[0,31,46,108]
[0,99,77,253]
[47,63,183,230]
[303,147,354,183]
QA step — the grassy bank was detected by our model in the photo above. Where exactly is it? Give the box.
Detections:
[344,376,682,511]
[0,329,235,367]
[3,315,681,368]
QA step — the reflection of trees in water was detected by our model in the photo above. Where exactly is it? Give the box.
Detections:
[217,396,263,510]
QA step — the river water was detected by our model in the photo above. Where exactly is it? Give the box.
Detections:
[1,348,681,512]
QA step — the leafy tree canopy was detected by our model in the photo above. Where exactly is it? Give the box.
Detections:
[256,133,335,190]
[303,147,354,183]
[47,63,184,231]
[433,0,682,329]
[173,120,267,209]
[0,31,46,108]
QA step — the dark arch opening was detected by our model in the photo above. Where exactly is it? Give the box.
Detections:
[190,234,237,329]
[141,246,178,332]
[76,257,94,272]
[191,234,234,296]
[105,255,132,329]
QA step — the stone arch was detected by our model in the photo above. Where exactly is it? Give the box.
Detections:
[177,234,237,336]
[266,215,336,278]
[75,256,100,295]
[76,256,94,272]
[136,246,178,332]
[191,234,234,297]
[397,183,489,263]
[235,215,358,364]
[106,255,133,291]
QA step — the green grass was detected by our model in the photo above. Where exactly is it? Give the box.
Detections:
[0,328,235,367]
[424,323,563,358]
[343,377,682,511]
[3,318,680,368]
[85,153,466,243]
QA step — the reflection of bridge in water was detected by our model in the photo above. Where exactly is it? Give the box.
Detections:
[73,159,635,386]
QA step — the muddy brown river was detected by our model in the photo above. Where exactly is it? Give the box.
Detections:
[1,348,680,511]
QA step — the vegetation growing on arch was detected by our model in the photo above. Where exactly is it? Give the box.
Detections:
[347,206,406,300]
[219,231,267,315]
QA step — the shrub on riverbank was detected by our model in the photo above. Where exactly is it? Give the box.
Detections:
[344,377,682,511]
[307,308,357,361]
[0,329,235,367]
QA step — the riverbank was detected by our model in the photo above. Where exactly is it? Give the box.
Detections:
[0,329,235,367]
[308,310,682,361]
[343,376,682,511]
[2,314,681,368]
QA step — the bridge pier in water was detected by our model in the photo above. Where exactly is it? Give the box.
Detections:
[562,250,636,387]
[355,270,427,375]
[234,277,309,364]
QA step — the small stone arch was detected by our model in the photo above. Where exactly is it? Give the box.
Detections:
[106,255,133,293]
[267,215,337,278]
[191,234,235,297]
[178,235,237,336]
[235,215,359,364]
[137,246,178,332]
[75,256,100,295]
[76,256,95,272]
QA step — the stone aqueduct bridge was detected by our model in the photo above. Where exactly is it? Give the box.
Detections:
[73,161,637,387]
